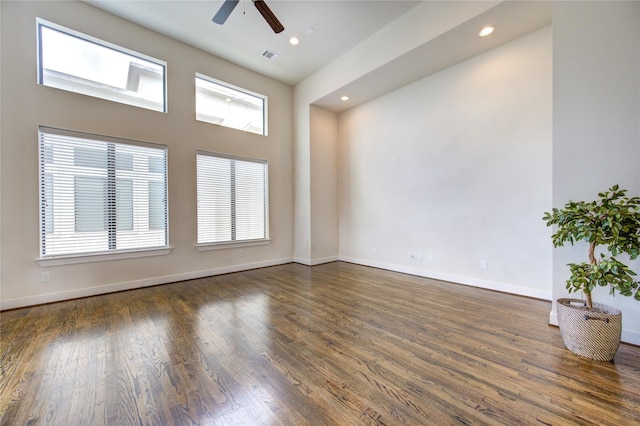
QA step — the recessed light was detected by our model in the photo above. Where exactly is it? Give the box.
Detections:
[341,96,349,101]
[479,26,495,37]
[289,36,300,46]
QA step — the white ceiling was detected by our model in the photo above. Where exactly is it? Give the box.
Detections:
[314,0,552,112]
[86,0,422,86]
[85,1,552,112]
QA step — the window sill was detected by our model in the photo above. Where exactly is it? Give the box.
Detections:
[37,247,172,266]
[196,239,270,252]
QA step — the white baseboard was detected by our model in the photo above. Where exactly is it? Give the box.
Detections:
[1,257,293,310]
[293,256,338,266]
[309,256,339,266]
[293,256,311,266]
[622,330,640,346]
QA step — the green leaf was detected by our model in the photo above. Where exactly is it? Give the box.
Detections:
[544,185,640,303]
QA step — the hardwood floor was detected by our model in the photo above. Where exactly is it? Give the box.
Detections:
[2,262,640,425]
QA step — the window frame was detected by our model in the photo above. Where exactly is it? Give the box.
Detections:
[36,18,168,113]
[195,73,268,136]
[37,126,170,265]
[196,150,270,250]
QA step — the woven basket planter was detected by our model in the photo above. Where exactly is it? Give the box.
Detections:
[556,298,622,361]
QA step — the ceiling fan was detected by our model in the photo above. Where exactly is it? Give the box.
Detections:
[213,0,285,34]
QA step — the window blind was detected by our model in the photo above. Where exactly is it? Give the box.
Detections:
[39,127,168,257]
[196,151,268,244]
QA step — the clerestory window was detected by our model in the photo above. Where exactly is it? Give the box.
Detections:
[195,73,267,135]
[37,18,167,112]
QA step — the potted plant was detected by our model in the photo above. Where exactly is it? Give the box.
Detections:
[543,185,640,361]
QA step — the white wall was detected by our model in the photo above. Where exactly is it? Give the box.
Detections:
[4,0,638,349]
[338,26,553,300]
[0,1,294,309]
[552,1,640,344]
[310,106,339,264]
[292,104,311,263]
[294,1,499,265]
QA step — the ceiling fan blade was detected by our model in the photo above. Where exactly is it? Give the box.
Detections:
[253,0,285,34]
[212,0,239,25]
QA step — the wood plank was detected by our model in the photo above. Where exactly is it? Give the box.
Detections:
[1,262,640,425]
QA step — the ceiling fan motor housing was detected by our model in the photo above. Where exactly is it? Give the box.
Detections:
[213,0,284,34]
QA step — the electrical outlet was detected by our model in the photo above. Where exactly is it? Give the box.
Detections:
[239,249,244,257]
[41,272,50,283]
[416,253,424,262]
[427,254,435,263]
[480,260,488,270]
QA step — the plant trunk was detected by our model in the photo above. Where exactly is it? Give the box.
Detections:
[585,241,597,310]
[585,292,593,310]
[588,241,597,265]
